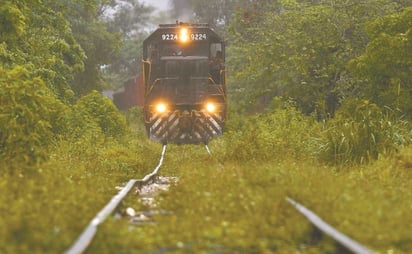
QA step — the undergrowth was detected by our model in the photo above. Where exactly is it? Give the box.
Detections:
[1,89,411,253]
[88,103,412,253]
[89,144,412,253]
[0,130,160,253]
[0,75,160,253]
[317,100,411,164]
[212,100,411,166]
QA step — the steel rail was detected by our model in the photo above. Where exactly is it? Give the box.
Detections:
[205,145,212,155]
[286,197,375,254]
[64,145,167,254]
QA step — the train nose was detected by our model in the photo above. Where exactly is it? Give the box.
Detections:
[179,116,193,132]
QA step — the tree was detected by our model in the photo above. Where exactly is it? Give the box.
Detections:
[59,0,122,96]
[0,0,85,101]
[349,7,412,116]
[227,0,408,116]
[103,0,154,88]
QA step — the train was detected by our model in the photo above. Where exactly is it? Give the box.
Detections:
[142,22,227,144]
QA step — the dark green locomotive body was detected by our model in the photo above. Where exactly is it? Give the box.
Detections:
[142,22,227,144]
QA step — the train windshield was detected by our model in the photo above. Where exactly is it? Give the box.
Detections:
[160,42,209,57]
[145,41,220,60]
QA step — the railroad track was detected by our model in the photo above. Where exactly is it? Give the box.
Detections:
[286,197,375,254]
[205,145,376,253]
[65,144,375,254]
[64,145,167,254]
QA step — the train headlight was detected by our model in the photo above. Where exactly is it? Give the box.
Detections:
[205,102,216,113]
[180,28,189,43]
[155,103,167,113]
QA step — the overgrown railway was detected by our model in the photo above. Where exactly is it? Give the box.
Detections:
[65,144,376,254]
[64,145,167,254]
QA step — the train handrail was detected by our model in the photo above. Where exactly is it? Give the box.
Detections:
[207,77,227,102]
[146,78,161,96]
[142,60,152,95]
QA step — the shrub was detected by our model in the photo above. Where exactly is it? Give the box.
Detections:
[0,66,67,169]
[124,106,145,133]
[69,90,128,139]
[216,102,319,161]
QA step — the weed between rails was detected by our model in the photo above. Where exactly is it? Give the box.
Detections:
[89,144,412,254]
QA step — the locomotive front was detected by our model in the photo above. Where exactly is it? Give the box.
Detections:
[142,22,227,144]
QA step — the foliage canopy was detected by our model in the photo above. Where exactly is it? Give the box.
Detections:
[227,0,412,118]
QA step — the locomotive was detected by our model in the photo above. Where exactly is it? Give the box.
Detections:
[142,22,227,144]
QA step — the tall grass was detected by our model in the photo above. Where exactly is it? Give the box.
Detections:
[90,142,412,254]
[215,102,319,161]
[217,99,411,165]
[317,100,411,164]
[0,112,160,253]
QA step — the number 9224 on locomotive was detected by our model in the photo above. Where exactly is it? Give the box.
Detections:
[142,22,227,144]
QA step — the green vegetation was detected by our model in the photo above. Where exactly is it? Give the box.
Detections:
[87,113,412,253]
[227,0,412,118]
[1,104,411,252]
[0,130,160,253]
[1,0,411,253]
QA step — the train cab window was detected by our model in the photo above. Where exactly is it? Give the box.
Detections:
[210,43,223,59]
[162,46,179,56]
[160,43,209,57]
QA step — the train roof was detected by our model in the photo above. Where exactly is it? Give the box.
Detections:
[158,22,210,28]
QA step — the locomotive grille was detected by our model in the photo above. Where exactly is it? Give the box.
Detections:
[148,110,224,144]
